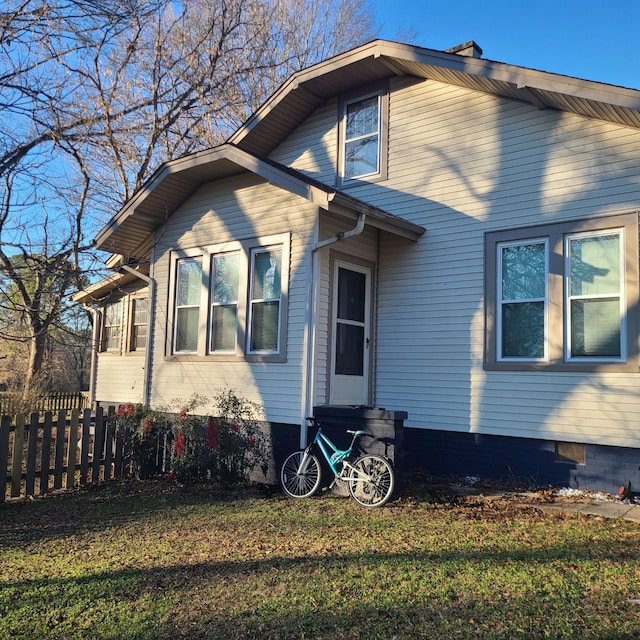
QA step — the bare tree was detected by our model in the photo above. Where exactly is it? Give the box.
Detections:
[0,0,379,396]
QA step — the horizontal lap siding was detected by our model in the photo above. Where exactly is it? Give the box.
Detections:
[368,78,640,448]
[95,355,146,404]
[150,174,315,423]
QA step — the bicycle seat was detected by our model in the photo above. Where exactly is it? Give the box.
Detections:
[346,430,371,437]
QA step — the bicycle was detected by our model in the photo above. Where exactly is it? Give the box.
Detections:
[280,417,395,507]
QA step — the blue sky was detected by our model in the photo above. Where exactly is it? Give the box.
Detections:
[372,0,640,90]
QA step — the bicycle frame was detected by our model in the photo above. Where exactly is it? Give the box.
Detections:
[306,424,368,479]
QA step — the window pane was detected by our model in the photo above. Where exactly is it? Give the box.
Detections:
[252,249,281,300]
[337,268,366,322]
[502,302,545,358]
[571,299,621,357]
[177,259,202,306]
[345,137,379,178]
[250,301,279,351]
[502,243,546,300]
[105,302,122,325]
[570,234,620,296]
[213,254,239,304]
[212,306,237,351]
[175,307,199,352]
[133,324,147,350]
[133,298,148,325]
[346,97,378,138]
[335,323,364,376]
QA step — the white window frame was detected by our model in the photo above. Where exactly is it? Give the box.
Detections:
[172,256,203,354]
[209,251,241,354]
[564,228,626,363]
[247,244,284,356]
[102,301,123,352]
[129,297,148,352]
[496,238,548,362]
[341,92,382,181]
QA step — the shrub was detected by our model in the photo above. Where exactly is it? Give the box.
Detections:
[115,390,268,485]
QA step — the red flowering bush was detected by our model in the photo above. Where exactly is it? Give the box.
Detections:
[113,404,172,479]
[113,391,267,485]
[166,390,267,485]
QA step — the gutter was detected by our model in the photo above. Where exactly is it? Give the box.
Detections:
[300,212,366,447]
[119,264,155,407]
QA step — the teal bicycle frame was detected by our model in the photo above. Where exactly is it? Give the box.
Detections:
[306,421,369,480]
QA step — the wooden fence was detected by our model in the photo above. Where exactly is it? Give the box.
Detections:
[0,407,136,502]
[0,391,89,416]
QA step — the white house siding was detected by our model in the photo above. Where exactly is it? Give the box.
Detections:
[148,173,316,424]
[95,284,148,406]
[271,74,640,448]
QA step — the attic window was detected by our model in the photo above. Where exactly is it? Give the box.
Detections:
[339,86,388,185]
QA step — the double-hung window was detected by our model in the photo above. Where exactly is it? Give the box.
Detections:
[340,86,388,185]
[497,240,547,360]
[486,213,638,371]
[103,301,123,352]
[566,231,623,359]
[343,95,381,180]
[174,257,202,353]
[248,246,282,353]
[210,252,240,352]
[130,298,148,351]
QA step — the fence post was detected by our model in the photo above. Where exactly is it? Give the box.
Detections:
[0,415,10,502]
[66,409,79,490]
[10,413,25,498]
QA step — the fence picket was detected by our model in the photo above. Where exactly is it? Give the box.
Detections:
[11,414,25,498]
[66,409,79,490]
[40,412,52,495]
[92,408,105,484]
[0,416,10,502]
[79,409,91,485]
[53,411,66,490]
[25,413,39,495]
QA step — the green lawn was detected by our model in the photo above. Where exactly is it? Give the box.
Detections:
[1,480,639,639]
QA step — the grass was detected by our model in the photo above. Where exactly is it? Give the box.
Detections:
[1,479,640,639]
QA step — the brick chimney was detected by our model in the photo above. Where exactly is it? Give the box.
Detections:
[446,41,483,58]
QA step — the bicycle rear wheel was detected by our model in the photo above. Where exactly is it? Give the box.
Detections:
[280,450,321,499]
[348,454,394,507]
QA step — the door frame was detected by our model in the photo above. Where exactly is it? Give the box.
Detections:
[329,256,374,406]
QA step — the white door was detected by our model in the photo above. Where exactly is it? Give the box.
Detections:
[330,262,371,405]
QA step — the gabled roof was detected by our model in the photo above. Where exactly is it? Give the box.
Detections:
[229,39,640,158]
[95,144,425,259]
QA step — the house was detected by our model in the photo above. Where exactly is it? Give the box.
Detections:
[74,39,640,493]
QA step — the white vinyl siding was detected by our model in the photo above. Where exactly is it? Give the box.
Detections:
[149,174,315,424]
[94,282,149,404]
[269,75,640,448]
[374,78,640,448]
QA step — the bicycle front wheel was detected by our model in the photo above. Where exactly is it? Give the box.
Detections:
[348,454,395,507]
[280,450,322,499]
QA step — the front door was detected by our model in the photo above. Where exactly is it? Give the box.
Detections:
[330,262,371,405]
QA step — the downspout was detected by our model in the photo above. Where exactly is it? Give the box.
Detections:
[119,264,155,407]
[300,211,366,447]
[83,305,100,409]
